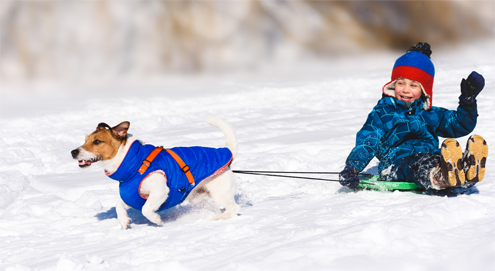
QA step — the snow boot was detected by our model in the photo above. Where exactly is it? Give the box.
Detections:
[463,135,488,184]
[439,138,465,188]
[429,164,451,190]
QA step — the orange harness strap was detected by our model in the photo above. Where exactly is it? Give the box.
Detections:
[165,149,195,184]
[138,147,195,185]
[138,146,164,174]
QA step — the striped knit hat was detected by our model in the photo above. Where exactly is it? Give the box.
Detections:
[382,42,435,110]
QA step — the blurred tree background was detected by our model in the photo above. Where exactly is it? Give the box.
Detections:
[0,0,493,82]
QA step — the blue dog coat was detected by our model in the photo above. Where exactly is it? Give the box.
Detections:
[108,140,233,211]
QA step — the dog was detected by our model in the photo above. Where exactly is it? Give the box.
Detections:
[71,118,240,229]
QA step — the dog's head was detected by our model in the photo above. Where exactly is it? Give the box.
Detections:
[71,121,130,168]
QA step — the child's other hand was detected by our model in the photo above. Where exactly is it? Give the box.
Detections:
[339,165,359,189]
[460,71,484,106]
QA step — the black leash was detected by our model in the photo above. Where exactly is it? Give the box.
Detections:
[232,170,376,185]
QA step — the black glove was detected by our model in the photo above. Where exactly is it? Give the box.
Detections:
[339,165,359,189]
[459,71,484,106]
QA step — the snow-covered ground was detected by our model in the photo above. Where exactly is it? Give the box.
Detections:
[1,40,494,271]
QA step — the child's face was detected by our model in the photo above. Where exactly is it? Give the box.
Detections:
[394,78,422,103]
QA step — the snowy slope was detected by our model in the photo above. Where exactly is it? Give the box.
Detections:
[1,41,494,271]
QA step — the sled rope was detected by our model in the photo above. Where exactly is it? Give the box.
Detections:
[232,170,376,185]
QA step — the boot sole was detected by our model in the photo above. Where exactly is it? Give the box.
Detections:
[465,135,488,183]
[440,139,465,187]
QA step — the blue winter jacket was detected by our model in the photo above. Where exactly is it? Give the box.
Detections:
[346,95,477,174]
[108,140,233,211]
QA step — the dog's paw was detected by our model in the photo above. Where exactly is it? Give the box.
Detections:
[213,204,240,221]
[212,211,236,221]
[146,213,163,226]
[213,213,232,221]
[212,215,225,221]
[118,217,130,230]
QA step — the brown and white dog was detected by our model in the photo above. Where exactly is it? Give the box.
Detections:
[71,118,240,229]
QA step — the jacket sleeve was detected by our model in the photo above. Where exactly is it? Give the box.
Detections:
[345,106,385,172]
[434,102,477,138]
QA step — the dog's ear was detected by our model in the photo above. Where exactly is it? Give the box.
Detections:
[112,121,130,138]
[97,122,112,130]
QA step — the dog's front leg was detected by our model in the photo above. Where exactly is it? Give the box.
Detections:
[140,172,169,226]
[116,198,131,229]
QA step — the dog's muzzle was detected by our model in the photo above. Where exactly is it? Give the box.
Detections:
[71,148,102,167]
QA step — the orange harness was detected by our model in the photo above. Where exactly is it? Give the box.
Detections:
[138,147,195,184]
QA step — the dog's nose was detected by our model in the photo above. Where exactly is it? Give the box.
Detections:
[71,149,79,159]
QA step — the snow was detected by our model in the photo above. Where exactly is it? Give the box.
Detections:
[1,40,494,271]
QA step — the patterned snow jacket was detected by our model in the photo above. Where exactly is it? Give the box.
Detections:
[108,140,233,211]
[345,95,477,174]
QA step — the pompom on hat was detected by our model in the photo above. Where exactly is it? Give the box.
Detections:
[383,42,435,110]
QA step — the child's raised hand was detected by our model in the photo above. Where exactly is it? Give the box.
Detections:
[339,165,359,189]
[460,71,485,106]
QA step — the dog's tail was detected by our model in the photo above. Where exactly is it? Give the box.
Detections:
[206,118,238,156]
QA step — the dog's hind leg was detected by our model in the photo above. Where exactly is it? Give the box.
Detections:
[140,172,170,226]
[206,169,240,220]
[116,198,131,229]
[187,186,222,216]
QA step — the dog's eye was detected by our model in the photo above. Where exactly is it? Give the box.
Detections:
[93,140,102,145]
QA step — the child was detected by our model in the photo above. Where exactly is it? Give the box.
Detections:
[339,42,488,190]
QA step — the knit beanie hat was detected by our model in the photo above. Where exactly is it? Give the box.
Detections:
[382,42,435,110]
